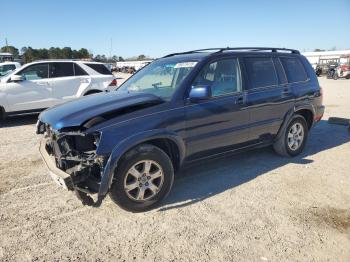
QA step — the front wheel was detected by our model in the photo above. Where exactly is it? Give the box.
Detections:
[273,115,308,157]
[109,144,174,212]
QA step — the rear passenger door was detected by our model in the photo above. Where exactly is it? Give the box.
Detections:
[243,56,294,141]
[47,62,83,104]
[184,57,250,160]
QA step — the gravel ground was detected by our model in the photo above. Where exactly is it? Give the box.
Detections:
[0,77,349,262]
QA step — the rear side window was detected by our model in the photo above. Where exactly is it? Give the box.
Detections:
[244,57,278,89]
[280,57,308,83]
[49,62,74,78]
[74,64,88,76]
[84,63,112,75]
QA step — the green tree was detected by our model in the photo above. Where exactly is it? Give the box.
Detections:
[137,54,146,60]
[62,47,73,58]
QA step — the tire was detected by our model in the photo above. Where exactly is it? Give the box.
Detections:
[109,144,174,212]
[0,106,6,122]
[273,115,308,157]
[333,73,338,80]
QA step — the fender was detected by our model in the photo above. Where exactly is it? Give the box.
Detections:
[95,129,186,205]
[275,104,315,141]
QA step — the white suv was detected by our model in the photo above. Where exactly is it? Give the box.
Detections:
[0,60,117,119]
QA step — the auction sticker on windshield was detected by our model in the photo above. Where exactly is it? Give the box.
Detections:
[174,62,198,68]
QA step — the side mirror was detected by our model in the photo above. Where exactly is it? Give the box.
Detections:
[189,85,212,102]
[10,75,24,82]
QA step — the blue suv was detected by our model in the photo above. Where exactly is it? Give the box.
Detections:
[37,47,324,212]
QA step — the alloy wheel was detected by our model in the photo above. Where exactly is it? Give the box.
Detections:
[123,160,164,201]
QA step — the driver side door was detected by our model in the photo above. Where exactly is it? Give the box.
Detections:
[5,63,54,112]
[184,57,250,161]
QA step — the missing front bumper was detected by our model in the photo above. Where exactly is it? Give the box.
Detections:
[39,139,74,190]
[39,138,107,207]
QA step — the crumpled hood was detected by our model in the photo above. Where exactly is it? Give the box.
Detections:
[39,92,163,130]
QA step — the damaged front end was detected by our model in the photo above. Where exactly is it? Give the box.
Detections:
[37,122,107,206]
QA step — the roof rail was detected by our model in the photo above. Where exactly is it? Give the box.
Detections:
[33,59,93,62]
[218,47,300,54]
[163,47,300,58]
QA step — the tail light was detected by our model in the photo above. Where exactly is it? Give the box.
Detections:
[109,79,117,87]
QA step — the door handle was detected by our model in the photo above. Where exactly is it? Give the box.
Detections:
[236,96,244,105]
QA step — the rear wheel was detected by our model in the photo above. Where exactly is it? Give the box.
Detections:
[273,115,308,157]
[0,106,6,122]
[109,144,174,212]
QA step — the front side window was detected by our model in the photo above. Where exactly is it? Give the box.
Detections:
[49,62,74,78]
[117,59,197,100]
[280,57,308,83]
[193,58,241,97]
[244,57,278,89]
[17,63,48,80]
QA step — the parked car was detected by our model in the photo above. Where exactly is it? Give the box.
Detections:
[37,47,324,212]
[0,60,117,120]
[333,56,350,80]
[326,61,339,79]
[0,61,21,77]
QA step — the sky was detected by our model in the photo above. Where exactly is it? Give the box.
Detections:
[2,0,350,58]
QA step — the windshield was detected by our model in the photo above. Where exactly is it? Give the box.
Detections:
[117,58,198,100]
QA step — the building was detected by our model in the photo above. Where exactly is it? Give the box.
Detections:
[116,60,153,70]
[0,52,14,62]
[302,50,350,69]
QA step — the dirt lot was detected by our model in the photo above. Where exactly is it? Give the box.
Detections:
[0,77,349,262]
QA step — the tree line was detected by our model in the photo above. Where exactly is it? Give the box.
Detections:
[0,46,151,63]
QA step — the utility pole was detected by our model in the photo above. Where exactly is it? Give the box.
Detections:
[5,38,8,52]
[109,38,113,61]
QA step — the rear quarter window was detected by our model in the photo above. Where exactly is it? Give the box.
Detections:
[84,63,112,75]
[244,57,278,89]
[74,64,88,76]
[280,57,308,83]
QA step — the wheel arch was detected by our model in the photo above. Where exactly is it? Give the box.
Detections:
[96,130,186,202]
[294,108,314,130]
[275,105,315,142]
[84,89,103,96]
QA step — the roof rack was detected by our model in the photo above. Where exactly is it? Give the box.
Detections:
[33,59,93,62]
[163,47,300,58]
